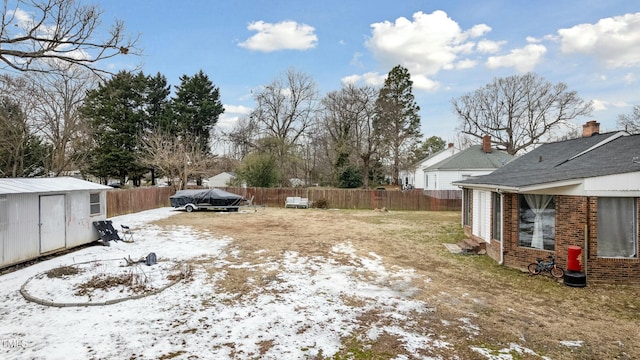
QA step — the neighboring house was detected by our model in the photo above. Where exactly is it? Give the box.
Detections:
[453,121,640,284]
[401,143,460,189]
[208,172,236,188]
[423,136,513,190]
[0,177,111,268]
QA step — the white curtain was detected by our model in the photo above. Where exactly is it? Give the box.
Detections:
[598,198,637,258]
[524,194,554,249]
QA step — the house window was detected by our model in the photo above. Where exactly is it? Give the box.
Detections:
[493,192,501,240]
[518,194,555,250]
[597,198,638,258]
[425,174,429,189]
[90,193,101,215]
[463,188,471,226]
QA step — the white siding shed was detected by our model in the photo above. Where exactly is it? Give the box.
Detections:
[0,177,111,268]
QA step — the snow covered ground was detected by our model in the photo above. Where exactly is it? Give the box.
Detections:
[0,207,554,359]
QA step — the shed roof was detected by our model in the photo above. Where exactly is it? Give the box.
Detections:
[0,177,111,195]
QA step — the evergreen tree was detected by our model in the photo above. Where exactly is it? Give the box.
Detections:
[414,136,446,161]
[172,70,224,153]
[0,97,49,177]
[81,71,154,185]
[374,65,422,185]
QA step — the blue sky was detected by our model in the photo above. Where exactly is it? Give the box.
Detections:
[99,0,640,143]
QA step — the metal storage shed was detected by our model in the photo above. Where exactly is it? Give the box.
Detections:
[0,177,111,268]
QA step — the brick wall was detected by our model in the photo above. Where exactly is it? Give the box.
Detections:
[584,197,640,284]
[459,189,640,284]
[497,194,640,284]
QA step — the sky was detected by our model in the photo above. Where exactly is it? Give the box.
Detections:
[0,207,570,359]
[95,0,640,144]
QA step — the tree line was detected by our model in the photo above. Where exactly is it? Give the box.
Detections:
[5,0,638,189]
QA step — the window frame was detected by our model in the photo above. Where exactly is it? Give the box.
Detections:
[463,188,471,226]
[89,192,101,216]
[597,197,638,259]
[492,192,501,241]
[518,194,556,251]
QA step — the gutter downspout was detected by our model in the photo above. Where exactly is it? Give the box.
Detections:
[584,224,588,277]
[499,192,505,265]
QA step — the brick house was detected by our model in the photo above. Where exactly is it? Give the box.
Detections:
[453,121,640,284]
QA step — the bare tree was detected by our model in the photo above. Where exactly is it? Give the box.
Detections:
[453,73,592,155]
[25,65,98,175]
[139,131,216,190]
[0,0,138,75]
[321,83,378,188]
[222,115,260,160]
[617,105,640,134]
[250,68,319,185]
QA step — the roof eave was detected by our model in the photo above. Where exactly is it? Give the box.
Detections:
[453,178,584,193]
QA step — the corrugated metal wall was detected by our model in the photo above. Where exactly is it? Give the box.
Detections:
[0,195,6,264]
[67,191,106,247]
[0,190,108,268]
[3,193,40,266]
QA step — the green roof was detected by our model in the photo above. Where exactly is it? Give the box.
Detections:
[425,145,514,171]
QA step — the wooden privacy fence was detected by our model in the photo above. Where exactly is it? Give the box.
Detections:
[106,187,460,217]
[225,187,461,211]
[107,187,175,217]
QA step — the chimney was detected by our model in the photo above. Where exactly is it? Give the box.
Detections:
[582,120,600,137]
[482,135,492,153]
[447,143,454,148]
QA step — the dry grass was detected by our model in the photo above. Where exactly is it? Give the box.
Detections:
[46,265,82,278]
[152,207,640,359]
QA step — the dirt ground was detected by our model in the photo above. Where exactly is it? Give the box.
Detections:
[153,206,640,359]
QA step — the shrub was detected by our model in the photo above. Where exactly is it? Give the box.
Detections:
[314,198,328,209]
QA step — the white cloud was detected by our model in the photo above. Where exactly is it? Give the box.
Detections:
[485,44,547,72]
[350,52,363,67]
[591,99,608,111]
[455,59,477,70]
[411,74,440,91]
[341,72,386,87]
[9,8,31,23]
[341,72,439,91]
[526,36,540,44]
[476,39,505,53]
[558,12,640,68]
[218,104,253,130]
[591,99,629,111]
[224,104,252,115]
[365,10,491,77]
[239,20,317,52]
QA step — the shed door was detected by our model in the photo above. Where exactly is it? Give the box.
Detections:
[40,195,66,253]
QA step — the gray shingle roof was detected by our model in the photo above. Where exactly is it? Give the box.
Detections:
[456,132,640,188]
[425,145,514,171]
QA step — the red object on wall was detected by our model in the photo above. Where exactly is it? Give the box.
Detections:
[567,246,582,272]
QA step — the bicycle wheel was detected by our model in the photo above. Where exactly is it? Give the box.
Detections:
[528,263,541,275]
[550,266,564,279]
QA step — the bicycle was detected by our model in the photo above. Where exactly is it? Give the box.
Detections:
[528,255,564,279]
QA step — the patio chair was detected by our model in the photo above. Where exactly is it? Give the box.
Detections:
[121,224,134,242]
